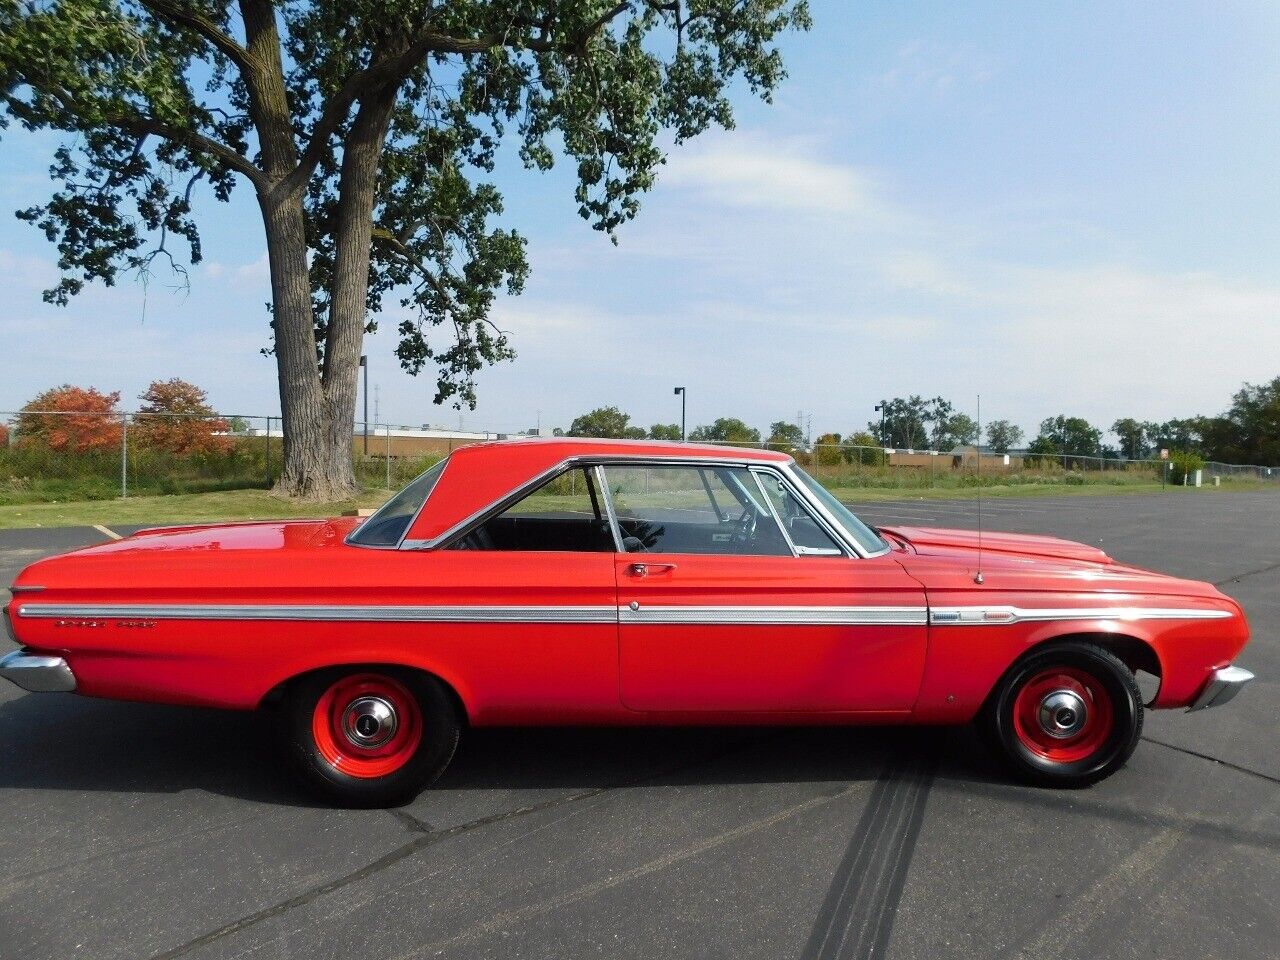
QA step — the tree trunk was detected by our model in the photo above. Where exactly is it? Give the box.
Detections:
[317,91,399,493]
[261,188,360,500]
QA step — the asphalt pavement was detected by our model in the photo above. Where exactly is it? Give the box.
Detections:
[0,491,1276,960]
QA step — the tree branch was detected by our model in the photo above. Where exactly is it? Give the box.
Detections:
[120,114,267,189]
[281,6,636,195]
[136,0,256,72]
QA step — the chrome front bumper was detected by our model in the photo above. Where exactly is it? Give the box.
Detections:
[0,648,77,693]
[1188,665,1255,712]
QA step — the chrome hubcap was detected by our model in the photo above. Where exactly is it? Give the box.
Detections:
[1037,689,1088,739]
[341,696,398,748]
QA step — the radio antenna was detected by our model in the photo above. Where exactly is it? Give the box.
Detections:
[974,394,984,585]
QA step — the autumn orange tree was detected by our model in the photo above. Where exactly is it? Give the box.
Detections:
[15,386,123,452]
[134,379,232,455]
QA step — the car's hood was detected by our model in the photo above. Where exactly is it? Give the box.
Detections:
[882,524,1229,600]
[880,525,1112,565]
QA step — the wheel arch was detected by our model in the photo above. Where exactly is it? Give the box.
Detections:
[986,630,1163,709]
[258,661,471,725]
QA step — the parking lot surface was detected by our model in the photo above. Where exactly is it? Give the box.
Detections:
[1,492,1276,960]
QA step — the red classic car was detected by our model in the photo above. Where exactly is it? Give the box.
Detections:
[1,438,1254,806]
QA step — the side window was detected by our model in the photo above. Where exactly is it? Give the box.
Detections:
[755,472,844,554]
[602,464,791,556]
[451,468,614,552]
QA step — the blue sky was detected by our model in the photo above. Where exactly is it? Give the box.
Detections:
[2,0,1279,441]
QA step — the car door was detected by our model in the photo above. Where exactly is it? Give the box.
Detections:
[604,462,928,713]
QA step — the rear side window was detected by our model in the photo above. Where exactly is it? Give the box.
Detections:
[451,468,615,552]
[349,460,447,547]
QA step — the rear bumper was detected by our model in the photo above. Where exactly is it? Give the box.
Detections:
[1187,664,1254,712]
[0,648,77,693]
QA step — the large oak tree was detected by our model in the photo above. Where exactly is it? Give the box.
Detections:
[1,0,810,497]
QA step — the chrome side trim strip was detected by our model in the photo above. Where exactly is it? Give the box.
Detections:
[17,604,618,624]
[15,602,1235,628]
[620,605,929,626]
[929,606,1233,626]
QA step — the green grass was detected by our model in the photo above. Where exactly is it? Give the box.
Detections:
[0,476,1271,530]
[0,488,394,529]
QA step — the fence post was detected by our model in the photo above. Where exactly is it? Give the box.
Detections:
[264,416,272,486]
[120,412,128,498]
[385,423,391,489]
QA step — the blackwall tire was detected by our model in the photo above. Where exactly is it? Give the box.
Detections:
[982,641,1142,788]
[283,666,461,808]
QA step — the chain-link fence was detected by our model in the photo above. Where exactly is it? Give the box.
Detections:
[1,411,1277,506]
[0,411,461,505]
[720,442,1280,492]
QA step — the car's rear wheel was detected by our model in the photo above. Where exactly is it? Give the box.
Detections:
[982,641,1142,788]
[283,667,461,807]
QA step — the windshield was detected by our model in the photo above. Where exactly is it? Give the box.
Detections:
[791,466,888,555]
[348,459,447,547]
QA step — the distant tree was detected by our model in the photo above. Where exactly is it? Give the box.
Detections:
[134,379,232,455]
[985,420,1023,454]
[767,420,806,453]
[226,416,249,434]
[689,418,761,445]
[840,430,880,465]
[568,407,645,439]
[1145,418,1202,455]
[869,395,954,449]
[552,427,566,437]
[1204,377,1280,465]
[936,412,978,449]
[1111,418,1149,460]
[0,423,9,447]
[813,432,843,466]
[648,423,682,441]
[15,385,122,452]
[1028,415,1104,458]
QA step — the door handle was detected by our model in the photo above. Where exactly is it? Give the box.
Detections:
[629,562,676,577]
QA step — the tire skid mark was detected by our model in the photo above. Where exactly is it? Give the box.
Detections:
[1142,736,1280,786]
[801,756,936,960]
[146,732,781,960]
[998,827,1183,960]
[391,782,864,960]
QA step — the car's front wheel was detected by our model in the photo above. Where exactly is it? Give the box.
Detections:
[283,667,461,807]
[982,641,1143,788]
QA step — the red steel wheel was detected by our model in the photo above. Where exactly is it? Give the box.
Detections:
[1010,666,1114,764]
[983,641,1143,788]
[284,666,462,807]
[310,673,424,779]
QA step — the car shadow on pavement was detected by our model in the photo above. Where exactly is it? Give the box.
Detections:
[0,693,1008,806]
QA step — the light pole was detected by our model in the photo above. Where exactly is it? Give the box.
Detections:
[673,386,686,441]
[360,355,369,454]
[875,402,886,469]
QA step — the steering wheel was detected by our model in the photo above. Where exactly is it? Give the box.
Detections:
[733,506,758,545]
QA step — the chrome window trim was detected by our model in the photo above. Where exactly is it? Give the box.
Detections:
[405,453,808,552]
[594,464,626,552]
[750,469,800,558]
[780,463,889,558]
[751,466,854,559]
[346,456,452,551]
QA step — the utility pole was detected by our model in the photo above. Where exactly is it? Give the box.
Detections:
[359,355,369,455]
[673,386,686,441]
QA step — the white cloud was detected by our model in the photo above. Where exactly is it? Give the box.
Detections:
[874,39,997,96]
[660,132,882,217]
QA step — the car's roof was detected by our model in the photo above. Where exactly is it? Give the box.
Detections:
[404,437,791,544]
